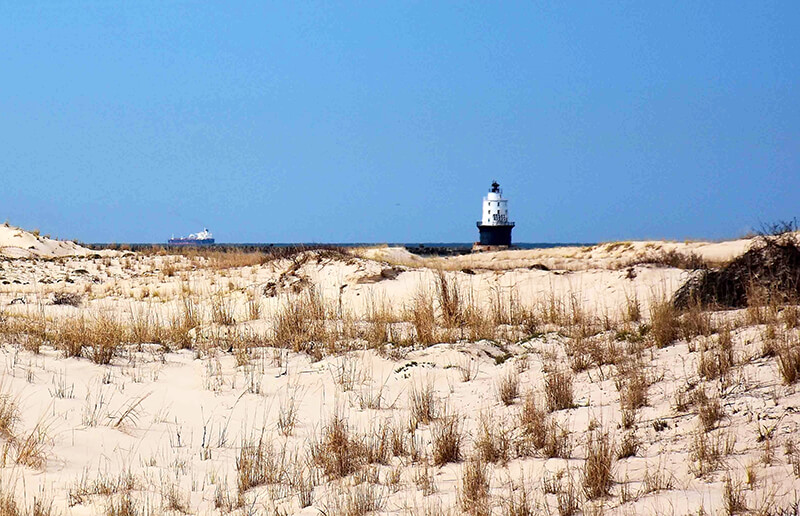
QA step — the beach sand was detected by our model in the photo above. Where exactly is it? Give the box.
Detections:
[0,224,797,515]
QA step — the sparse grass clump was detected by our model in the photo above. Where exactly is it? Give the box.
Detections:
[51,314,126,364]
[165,295,199,349]
[649,298,680,348]
[409,379,437,426]
[640,462,675,495]
[723,475,747,515]
[52,291,82,307]
[693,387,724,431]
[617,431,639,459]
[0,487,19,516]
[690,429,731,477]
[616,361,648,411]
[545,369,574,412]
[583,429,614,499]
[0,384,19,438]
[496,369,519,405]
[435,269,463,327]
[409,288,437,345]
[322,482,386,516]
[106,492,138,516]
[503,479,534,516]
[697,327,734,380]
[432,407,464,466]
[679,300,713,340]
[624,293,641,323]
[210,293,235,326]
[474,411,511,465]
[272,288,330,356]
[236,432,280,494]
[458,457,491,516]
[277,393,300,437]
[87,315,126,365]
[311,410,365,479]
[777,332,800,384]
[517,391,547,455]
[51,315,86,358]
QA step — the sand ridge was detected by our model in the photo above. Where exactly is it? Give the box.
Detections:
[0,228,798,515]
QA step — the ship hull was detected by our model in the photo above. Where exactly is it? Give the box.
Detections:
[167,238,215,246]
[476,223,514,246]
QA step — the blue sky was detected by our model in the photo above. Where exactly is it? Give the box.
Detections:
[2,2,798,243]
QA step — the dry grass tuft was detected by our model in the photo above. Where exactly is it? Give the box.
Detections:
[649,298,680,348]
[496,369,519,405]
[86,314,126,365]
[503,478,534,516]
[322,482,386,516]
[517,391,546,455]
[0,484,19,516]
[458,457,491,516]
[13,418,50,469]
[0,383,19,439]
[582,429,614,499]
[785,439,800,477]
[545,368,574,412]
[690,428,729,477]
[698,329,734,380]
[166,295,199,349]
[556,475,580,516]
[435,269,463,327]
[236,432,281,494]
[210,293,236,326]
[782,305,800,328]
[246,289,261,321]
[310,409,364,479]
[474,410,511,465]
[640,461,675,495]
[409,288,437,345]
[616,361,648,411]
[517,391,571,458]
[624,293,641,323]
[458,356,479,382]
[106,492,138,516]
[777,332,800,384]
[431,406,464,466]
[272,288,330,357]
[277,391,300,437]
[52,291,82,307]
[51,315,86,358]
[617,431,638,459]
[680,300,713,340]
[723,475,747,515]
[693,387,724,431]
[409,379,437,426]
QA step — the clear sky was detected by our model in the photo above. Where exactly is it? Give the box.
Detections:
[2,2,798,243]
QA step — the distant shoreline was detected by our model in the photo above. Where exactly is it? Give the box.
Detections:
[84,242,597,254]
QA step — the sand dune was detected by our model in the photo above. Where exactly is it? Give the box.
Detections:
[0,224,96,258]
[0,229,798,515]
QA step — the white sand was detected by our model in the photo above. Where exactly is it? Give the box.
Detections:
[0,224,98,258]
[0,227,798,514]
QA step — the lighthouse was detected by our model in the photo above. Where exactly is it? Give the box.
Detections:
[476,181,515,247]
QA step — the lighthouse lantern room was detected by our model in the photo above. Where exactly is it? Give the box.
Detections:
[476,181,515,247]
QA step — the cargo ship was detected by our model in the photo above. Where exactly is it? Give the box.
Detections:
[168,228,215,246]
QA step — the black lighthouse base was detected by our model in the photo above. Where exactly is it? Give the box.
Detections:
[476,223,514,246]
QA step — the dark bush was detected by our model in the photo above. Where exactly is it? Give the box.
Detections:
[674,233,800,309]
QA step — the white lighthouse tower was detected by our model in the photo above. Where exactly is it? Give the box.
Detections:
[476,181,514,247]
